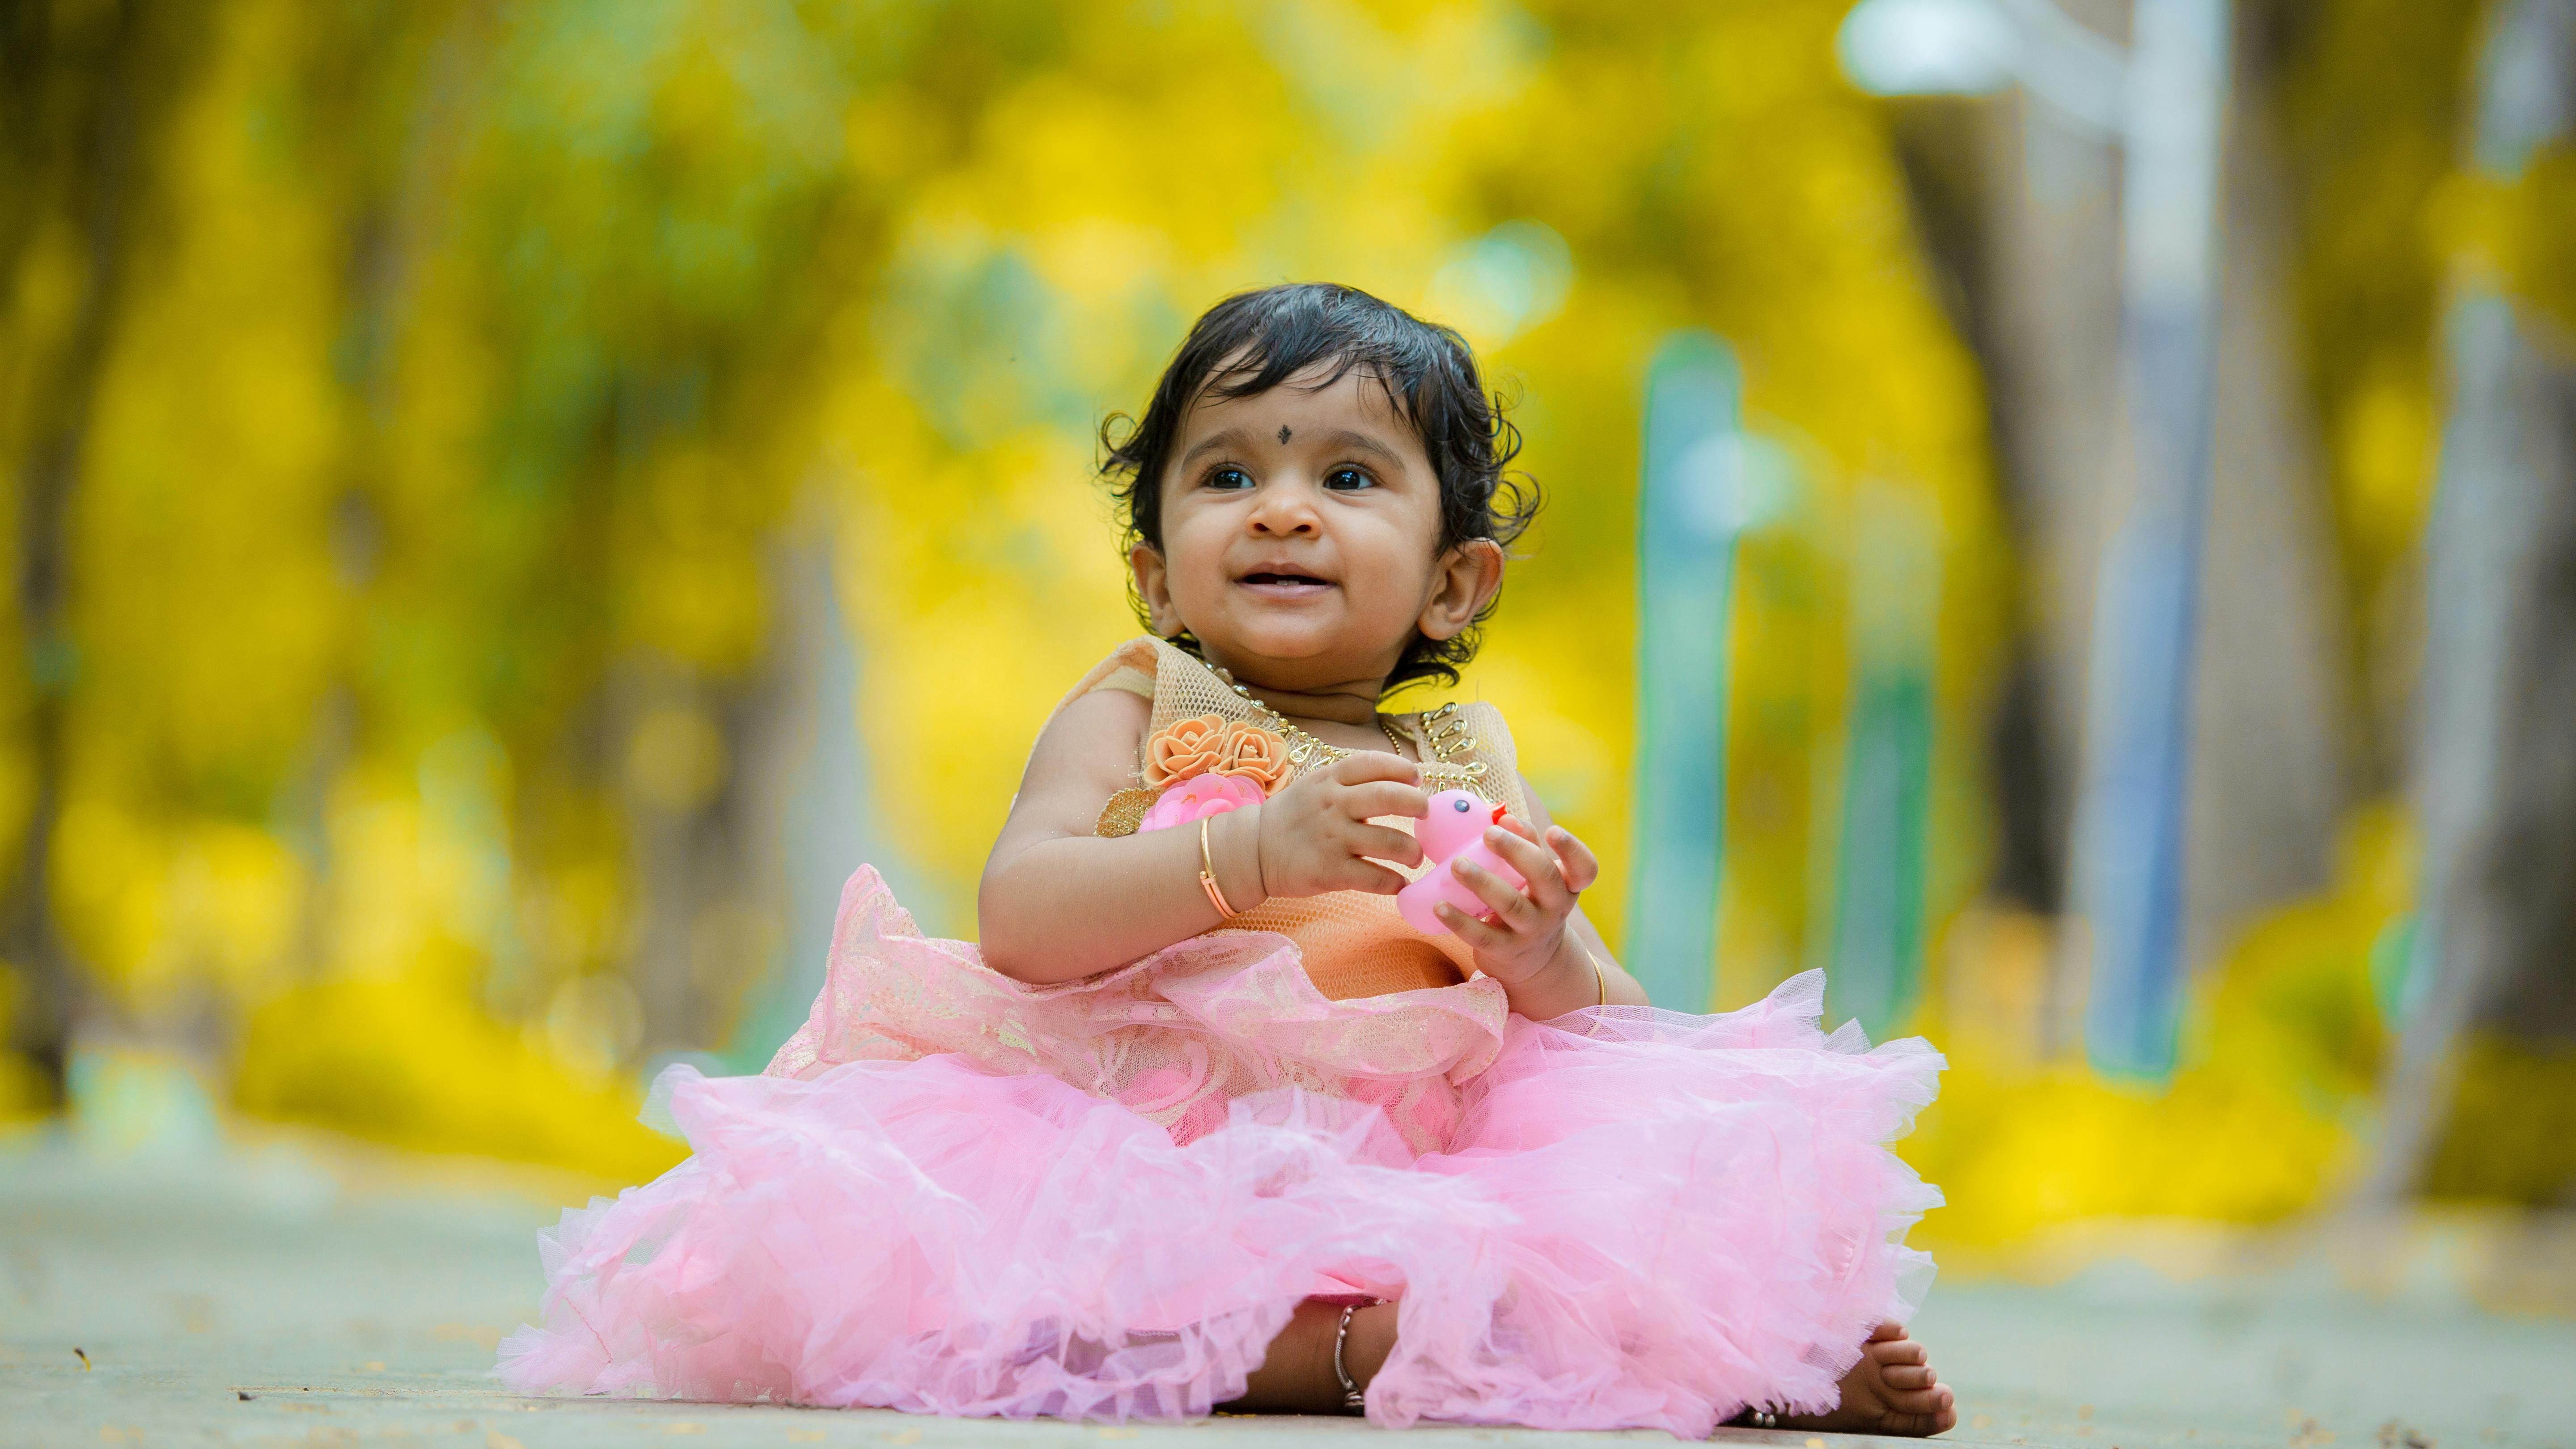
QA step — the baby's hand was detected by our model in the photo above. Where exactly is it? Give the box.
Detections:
[1253,753,1428,899]
[1434,817,1602,990]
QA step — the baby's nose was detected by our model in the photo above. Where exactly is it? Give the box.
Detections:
[1249,509,1317,535]
[1246,488,1321,534]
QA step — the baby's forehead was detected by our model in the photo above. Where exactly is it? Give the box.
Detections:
[1183,357,1417,434]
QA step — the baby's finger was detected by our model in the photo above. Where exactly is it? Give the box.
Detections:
[1453,857,1541,929]
[1341,780,1430,822]
[1433,900,1511,952]
[1347,822,1425,869]
[1481,826,1569,911]
[1545,826,1602,893]
[1325,751,1422,789]
[1331,858,1410,896]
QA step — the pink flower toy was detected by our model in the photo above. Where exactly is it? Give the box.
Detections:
[1136,771,1266,834]
[1398,789,1529,936]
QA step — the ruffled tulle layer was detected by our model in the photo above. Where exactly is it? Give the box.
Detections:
[497,870,1944,1437]
[758,868,1517,1157]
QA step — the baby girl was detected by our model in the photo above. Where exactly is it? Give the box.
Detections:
[500,283,1955,1437]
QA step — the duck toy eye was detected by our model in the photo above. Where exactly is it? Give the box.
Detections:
[1400,789,1534,937]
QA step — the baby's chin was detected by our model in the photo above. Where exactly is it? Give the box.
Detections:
[1204,628,1341,673]
[1195,614,1398,683]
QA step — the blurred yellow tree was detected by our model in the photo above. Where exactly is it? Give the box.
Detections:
[2,0,2518,1229]
[0,0,2001,1180]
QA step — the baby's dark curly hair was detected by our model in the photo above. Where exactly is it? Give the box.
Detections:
[1099,282,1540,695]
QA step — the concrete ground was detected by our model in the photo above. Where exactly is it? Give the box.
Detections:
[6,1128,2573,1449]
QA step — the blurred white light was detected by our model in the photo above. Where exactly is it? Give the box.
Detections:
[1674,435,1739,542]
[1838,0,2021,97]
[1671,433,1804,543]
[1429,220,1573,347]
[1842,0,2131,138]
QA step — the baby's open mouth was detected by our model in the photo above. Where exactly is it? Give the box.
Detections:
[1239,572,1333,588]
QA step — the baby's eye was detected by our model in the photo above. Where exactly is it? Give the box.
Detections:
[1206,466,1254,491]
[1323,467,1376,491]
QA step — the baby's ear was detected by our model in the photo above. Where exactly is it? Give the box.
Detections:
[1419,538,1505,641]
[1130,543,1180,635]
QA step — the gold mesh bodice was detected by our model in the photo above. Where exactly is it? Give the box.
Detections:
[1054,636,1528,1000]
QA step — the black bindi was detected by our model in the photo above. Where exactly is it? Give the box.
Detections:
[1277,425,1293,445]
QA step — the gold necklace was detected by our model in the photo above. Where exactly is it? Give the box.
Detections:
[1206,665,1491,787]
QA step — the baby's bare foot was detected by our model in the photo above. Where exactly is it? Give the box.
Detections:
[1775,1322,1957,1437]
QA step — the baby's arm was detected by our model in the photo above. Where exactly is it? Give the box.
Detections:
[978,690,1224,983]
[976,691,1429,984]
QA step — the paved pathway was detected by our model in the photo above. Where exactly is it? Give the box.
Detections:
[6,1131,2571,1449]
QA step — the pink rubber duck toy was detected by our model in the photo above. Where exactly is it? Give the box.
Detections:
[1398,789,1530,936]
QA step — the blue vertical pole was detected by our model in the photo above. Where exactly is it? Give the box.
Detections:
[2073,0,2231,1078]
[1830,492,1940,1038]
[1629,332,1743,1011]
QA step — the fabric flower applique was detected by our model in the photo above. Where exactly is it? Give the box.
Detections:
[1214,720,1290,791]
[1144,715,1229,787]
[1136,772,1265,833]
[1136,716,1290,831]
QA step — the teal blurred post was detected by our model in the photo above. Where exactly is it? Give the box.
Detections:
[721,534,877,1073]
[1829,492,1939,1037]
[1628,333,1743,1011]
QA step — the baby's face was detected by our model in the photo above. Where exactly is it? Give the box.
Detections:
[1135,362,1462,691]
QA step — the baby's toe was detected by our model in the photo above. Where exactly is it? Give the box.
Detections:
[1869,1337,1929,1367]
[1890,1385,1957,1436]
[1881,1364,1937,1391]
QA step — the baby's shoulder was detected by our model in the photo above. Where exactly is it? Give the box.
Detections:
[1004,667,1150,838]
[1017,638,1157,767]
[1050,636,1164,715]
[1035,665,1151,759]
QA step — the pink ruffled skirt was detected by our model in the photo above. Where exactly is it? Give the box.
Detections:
[497,869,1944,1437]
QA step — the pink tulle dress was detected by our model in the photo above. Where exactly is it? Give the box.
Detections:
[496,640,1945,1436]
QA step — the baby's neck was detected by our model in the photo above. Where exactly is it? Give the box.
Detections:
[1241,679,1383,727]
[1203,651,1390,726]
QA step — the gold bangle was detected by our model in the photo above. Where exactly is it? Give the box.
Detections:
[1588,949,1607,1008]
[1199,816,1239,918]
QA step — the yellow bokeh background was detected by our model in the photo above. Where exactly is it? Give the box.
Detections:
[5,0,2560,1249]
